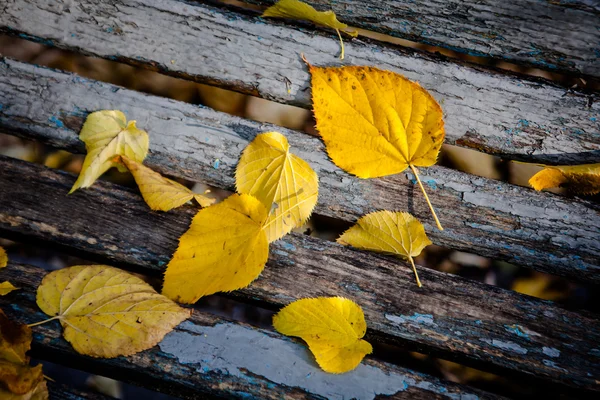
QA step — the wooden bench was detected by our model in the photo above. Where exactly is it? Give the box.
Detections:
[1,0,599,398]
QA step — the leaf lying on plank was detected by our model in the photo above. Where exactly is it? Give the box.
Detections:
[69,110,149,194]
[236,132,318,242]
[35,265,190,358]
[273,297,372,373]
[262,0,358,59]
[338,211,432,287]
[0,247,6,269]
[0,283,18,296]
[309,64,446,230]
[118,156,215,211]
[529,163,600,195]
[163,194,269,303]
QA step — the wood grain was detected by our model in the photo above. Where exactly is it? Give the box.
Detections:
[0,1,598,164]
[48,382,112,400]
[1,58,599,283]
[0,156,598,393]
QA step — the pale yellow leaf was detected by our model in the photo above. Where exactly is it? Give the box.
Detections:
[0,282,18,296]
[273,297,372,373]
[0,247,6,269]
[35,265,191,358]
[70,110,149,193]
[338,211,432,287]
[236,132,319,242]
[163,193,269,303]
[529,163,600,195]
[118,156,215,211]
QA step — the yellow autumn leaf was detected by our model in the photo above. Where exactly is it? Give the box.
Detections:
[338,211,432,287]
[529,163,600,195]
[0,247,7,269]
[0,380,48,400]
[163,194,269,303]
[69,110,149,194]
[0,282,18,296]
[273,297,372,373]
[118,156,215,211]
[236,132,319,242]
[0,309,32,366]
[34,265,190,358]
[309,64,445,230]
[262,0,358,59]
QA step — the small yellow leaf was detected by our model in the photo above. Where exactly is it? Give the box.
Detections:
[529,163,600,195]
[35,265,191,358]
[310,65,445,230]
[70,110,149,193]
[273,297,372,373]
[0,247,7,269]
[0,282,18,296]
[338,211,432,287]
[236,132,319,242]
[118,156,215,211]
[0,309,32,365]
[163,194,269,303]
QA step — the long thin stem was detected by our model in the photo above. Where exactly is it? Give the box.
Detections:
[27,316,60,327]
[336,29,345,60]
[409,164,443,231]
[408,256,422,288]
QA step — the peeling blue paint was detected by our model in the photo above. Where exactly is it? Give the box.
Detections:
[279,241,297,252]
[481,339,528,355]
[589,349,600,357]
[474,320,483,325]
[542,360,568,372]
[542,347,560,358]
[48,115,64,128]
[213,159,220,169]
[504,324,529,339]
[386,313,437,327]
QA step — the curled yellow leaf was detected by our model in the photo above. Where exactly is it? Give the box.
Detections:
[0,282,18,296]
[0,247,7,269]
[529,163,600,195]
[70,110,149,194]
[273,297,372,374]
[236,132,319,242]
[338,211,432,287]
[163,194,269,303]
[35,265,191,358]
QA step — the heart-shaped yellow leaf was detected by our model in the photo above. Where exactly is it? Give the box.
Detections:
[163,193,269,303]
[236,132,319,242]
[0,282,18,296]
[69,110,149,193]
[0,247,7,268]
[118,156,215,211]
[338,211,432,287]
[310,65,445,230]
[529,163,600,195]
[36,265,191,358]
[273,297,372,374]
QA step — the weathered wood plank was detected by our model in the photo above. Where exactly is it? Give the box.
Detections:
[48,382,112,400]
[1,58,599,284]
[0,0,598,164]
[0,156,598,393]
[237,0,600,78]
[1,263,502,400]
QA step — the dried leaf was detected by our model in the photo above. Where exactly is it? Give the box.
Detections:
[0,309,32,365]
[36,265,190,358]
[0,361,43,395]
[309,65,445,229]
[0,380,48,400]
[0,247,7,269]
[0,283,18,296]
[338,211,432,287]
[273,297,372,373]
[70,110,149,193]
[236,132,319,242]
[529,163,600,195]
[118,156,215,211]
[163,194,269,303]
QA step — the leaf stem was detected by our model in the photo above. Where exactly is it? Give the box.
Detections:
[27,316,61,327]
[409,164,443,231]
[336,29,345,60]
[408,256,422,288]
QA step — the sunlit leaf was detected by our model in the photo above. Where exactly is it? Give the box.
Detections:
[529,163,600,195]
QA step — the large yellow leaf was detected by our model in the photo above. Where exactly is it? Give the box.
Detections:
[529,163,600,195]
[310,65,445,230]
[273,297,372,373]
[35,265,191,358]
[0,247,6,268]
[163,194,269,303]
[338,211,432,287]
[69,110,149,193]
[118,156,215,211]
[236,132,319,242]
[0,282,18,296]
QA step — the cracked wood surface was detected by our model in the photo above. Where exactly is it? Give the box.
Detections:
[1,263,502,400]
[1,58,599,283]
[0,0,598,164]
[0,156,598,393]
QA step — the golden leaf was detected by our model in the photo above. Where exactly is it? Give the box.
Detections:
[273,297,372,373]
[0,361,43,395]
[0,283,18,296]
[69,110,149,194]
[262,0,358,59]
[0,247,7,268]
[338,211,432,287]
[529,163,600,195]
[0,380,48,400]
[309,65,445,230]
[35,265,190,358]
[118,156,215,211]
[236,132,319,242]
[163,194,269,303]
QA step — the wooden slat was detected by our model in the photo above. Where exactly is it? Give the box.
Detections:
[0,0,598,164]
[0,156,598,393]
[48,382,112,400]
[1,58,599,284]
[1,263,502,400]
[238,0,600,78]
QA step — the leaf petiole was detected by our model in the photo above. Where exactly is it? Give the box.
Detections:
[408,256,422,288]
[26,316,61,327]
[409,164,443,231]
